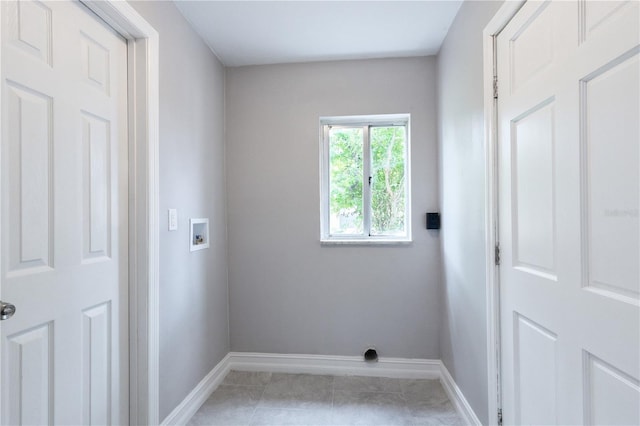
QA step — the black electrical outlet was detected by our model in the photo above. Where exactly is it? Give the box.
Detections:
[426,212,440,230]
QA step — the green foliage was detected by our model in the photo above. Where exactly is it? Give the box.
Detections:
[329,128,363,233]
[370,126,406,234]
[329,126,406,235]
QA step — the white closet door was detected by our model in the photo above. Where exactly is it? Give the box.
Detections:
[497,1,639,424]
[1,1,128,424]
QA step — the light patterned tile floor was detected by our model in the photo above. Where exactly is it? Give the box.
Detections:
[187,371,465,426]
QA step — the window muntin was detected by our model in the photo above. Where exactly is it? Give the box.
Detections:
[321,114,411,243]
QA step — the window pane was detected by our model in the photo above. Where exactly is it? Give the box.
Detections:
[370,126,406,236]
[329,127,363,235]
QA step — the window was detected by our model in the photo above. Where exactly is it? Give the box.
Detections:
[320,114,411,243]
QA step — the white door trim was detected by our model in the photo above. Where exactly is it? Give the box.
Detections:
[82,2,161,424]
[0,1,160,424]
[482,2,525,425]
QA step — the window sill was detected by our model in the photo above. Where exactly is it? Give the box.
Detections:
[320,238,413,246]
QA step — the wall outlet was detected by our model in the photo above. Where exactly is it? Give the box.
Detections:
[168,209,178,231]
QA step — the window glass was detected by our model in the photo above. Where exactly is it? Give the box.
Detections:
[329,127,363,235]
[370,126,406,236]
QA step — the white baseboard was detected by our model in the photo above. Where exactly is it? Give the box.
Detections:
[161,353,231,426]
[227,352,441,379]
[439,362,482,426]
[162,352,480,426]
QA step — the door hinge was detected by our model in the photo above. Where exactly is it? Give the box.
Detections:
[498,408,503,426]
[493,75,498,99]
[495,243,501,266]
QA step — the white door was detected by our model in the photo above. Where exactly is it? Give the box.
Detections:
[497,0,639,424]
[0,0,128,424]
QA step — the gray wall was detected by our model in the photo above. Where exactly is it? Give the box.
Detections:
[225,58,441,358]
[437,1,503,424]
[128,2,229,421]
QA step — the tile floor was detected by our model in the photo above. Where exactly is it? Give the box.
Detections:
[187,371,465,426]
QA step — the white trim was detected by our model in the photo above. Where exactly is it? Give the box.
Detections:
[227,352,441,379]
[80,2,161,425]
[161,354,232,426]
[319,114,412,243]
[482,2,526,425]
[440,362,482,426]
[319,114,410,127]
[0,3,4,424]
[320,239,413,246]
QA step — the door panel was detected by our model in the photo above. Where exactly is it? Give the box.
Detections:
[1,1,128,424]
[82,302,112,426]
[510,1,554,91]
[497,1,639,424]
[580,0,635,43]
[7,322,53,426]
[82,111,112,262]
[511,98,556,278]
[6,0,52,66]
[583,352,640,426]
[581,49,639,302]
[513,313,558,425]
[6,82,53,275]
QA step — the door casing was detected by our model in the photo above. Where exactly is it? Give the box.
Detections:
[0,1,160,424]
[482,2,526,425]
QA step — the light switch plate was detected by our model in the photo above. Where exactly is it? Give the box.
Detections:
[168,209,178,231]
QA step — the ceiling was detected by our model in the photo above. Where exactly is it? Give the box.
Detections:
[173,1,463,67]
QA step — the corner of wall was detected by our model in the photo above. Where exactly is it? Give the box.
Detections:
[222,65,231,353]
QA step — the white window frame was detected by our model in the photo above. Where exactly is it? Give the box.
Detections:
[320,114,412,244]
